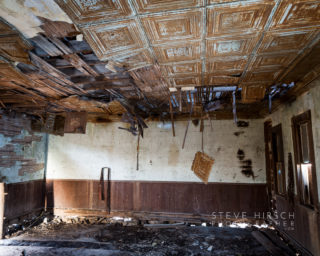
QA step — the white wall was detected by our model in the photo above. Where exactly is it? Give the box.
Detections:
[47,119,266,183]
[266,79,320,199]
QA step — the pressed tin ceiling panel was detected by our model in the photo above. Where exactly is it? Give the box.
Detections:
[205,75,240,86]
[169,76,202,87]
[206,57,247,73]
[243,69,283,83]
[206,0,275,37]
[241,84,266,103]
[133,0,204,14]
[153,41,201,63]
[141,9,203,45]
[81,19,147,60]
[55,0,133,23]
[51,0,320,107]
[270,0,320,30]
[110,49,154,70]
[161,61,202,76]
[206,34,260,57]
[248,53,297,70]
[257,29,319,53]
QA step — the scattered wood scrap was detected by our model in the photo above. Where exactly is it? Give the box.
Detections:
[252,230,296,256]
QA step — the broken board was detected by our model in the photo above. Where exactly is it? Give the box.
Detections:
[191,151,214,184]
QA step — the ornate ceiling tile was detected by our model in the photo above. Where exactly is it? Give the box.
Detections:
[141,9,203,45]
[248,53,297,70]
[257,29,319,54]
[132,0,204,14]
[243,69,283,83]
[160,61,202,76]
[81,19,147,60]
[241,84,266,103]
[153,41,201,63]
[270,0,320,30]
[168,75,202,87]
[111,49,154,70]
[206,34,260,57]
[55,0,133,24]
[207,0,275,37]
[205,75,239,85]
[206,57,247,73]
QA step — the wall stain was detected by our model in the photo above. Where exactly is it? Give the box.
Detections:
[237,121,249,127]
[168,142,179,166]
[237,149,255,179]
[234,131,245,136]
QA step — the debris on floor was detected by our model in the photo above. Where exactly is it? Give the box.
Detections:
[0,216,278,256]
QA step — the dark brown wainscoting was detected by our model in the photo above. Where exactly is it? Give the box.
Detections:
[46,180,268,219]
[5,179,45,221]
[275,195,320,256]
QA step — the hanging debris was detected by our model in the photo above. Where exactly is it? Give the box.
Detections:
[136,132,140,171]
[232,91,237,124]
[191,151,214,184]
[64,111,87,134]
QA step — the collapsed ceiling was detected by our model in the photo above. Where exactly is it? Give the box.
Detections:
[0,0,320,128]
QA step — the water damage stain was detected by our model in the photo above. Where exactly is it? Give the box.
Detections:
[237,149,245,160]
[234,131,245,136]
[237,121,249,127]
[237,149,255,179]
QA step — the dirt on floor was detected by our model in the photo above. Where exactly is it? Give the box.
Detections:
[0,216,273,256]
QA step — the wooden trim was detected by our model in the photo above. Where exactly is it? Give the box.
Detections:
[271,124,286,197]
[0,183,5,239]
[264,120,272,211]
[291,110,319,210]
[46,179,267,186]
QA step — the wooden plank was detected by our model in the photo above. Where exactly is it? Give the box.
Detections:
[62,53,99,77]
[252,231,285,255]
[0,183,5,239]
[262,230,296,256]
[29,52,86,94]
[32,35,63,56]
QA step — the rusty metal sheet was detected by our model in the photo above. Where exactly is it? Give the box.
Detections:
[206,0,275,37]
[81,19,147,60]
[133,0,204,14]
[270,0,320,31]
[140,9,203,45]
[55,0,133,24]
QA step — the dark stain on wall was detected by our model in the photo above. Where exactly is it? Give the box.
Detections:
[234,131,245,136]
[237,121,249,127]
[237,149,255,179]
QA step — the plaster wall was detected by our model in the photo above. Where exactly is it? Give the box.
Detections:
[0,0,72,38]
[0,115,47,184]
[47,119,266,183]
[267,79,320,200]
